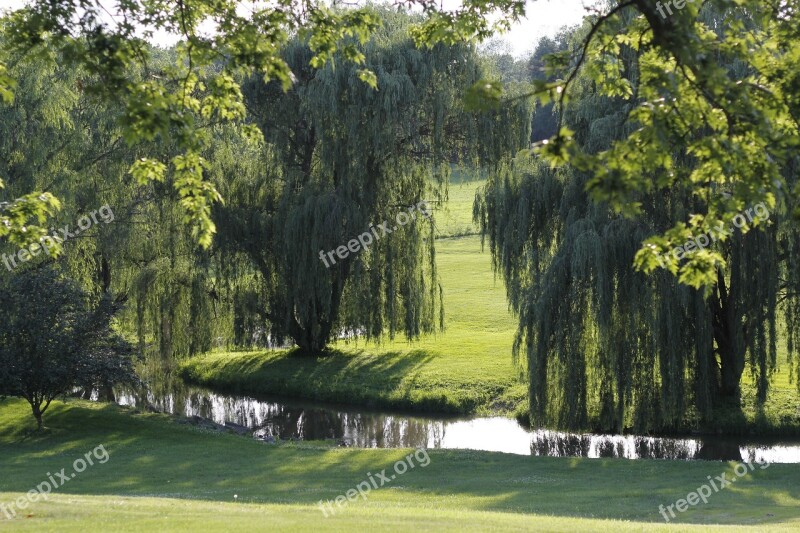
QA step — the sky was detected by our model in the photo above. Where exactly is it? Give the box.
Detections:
[485,0,599,56]
[0,0,600,57]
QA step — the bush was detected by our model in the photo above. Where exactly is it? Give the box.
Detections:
[0,266,135,428]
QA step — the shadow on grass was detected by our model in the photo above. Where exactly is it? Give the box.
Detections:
[178,348,483,413]
[1,399,798,527]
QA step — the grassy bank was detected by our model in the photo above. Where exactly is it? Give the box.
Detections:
[1,399,799,532]
[714,366,800,436]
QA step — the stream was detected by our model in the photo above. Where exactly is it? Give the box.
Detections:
[110,377,800,463]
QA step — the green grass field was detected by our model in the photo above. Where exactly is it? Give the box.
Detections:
[1,399,799,532]
[435,176,484,238]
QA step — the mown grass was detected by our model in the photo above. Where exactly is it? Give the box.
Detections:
[434,178,483,238]
[717,364,800,435]
[1,399,799,532]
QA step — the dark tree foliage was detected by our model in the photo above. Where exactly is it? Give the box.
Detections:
[527,32,572,142]
[0,46,246,361]
[476,7,799,433]
[0,267,135,428]
[212,10,530,352]
[0,0,526,249]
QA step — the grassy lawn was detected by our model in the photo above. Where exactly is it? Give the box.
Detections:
[435,177,483,238]
[1,399,799,532]
[720,368,800,435]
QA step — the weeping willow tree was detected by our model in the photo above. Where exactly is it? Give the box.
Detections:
[210,8,529,353]
[0,46,240,361]
[1,0,529,250]
[0,44,134,297]
[93,53,247,360]
[476,8,800,433]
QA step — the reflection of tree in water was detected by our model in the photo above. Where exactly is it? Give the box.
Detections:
[170,386,450,447]
[594,439,623,458]
[530,431,704,459]
[341,415,444,448]
[252,406,343,441]
[118,361,448,447]
[530,432,592,458]
[115,354,189,413]
[695,440,743,461]
[249,408,446,448]
[633,437,697,460]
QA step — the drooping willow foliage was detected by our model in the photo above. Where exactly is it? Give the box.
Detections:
[0,47,241,361]
[476,12,800,432]
[211,9,530,352]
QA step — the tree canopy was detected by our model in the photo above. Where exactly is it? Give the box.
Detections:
[212,9,530,351]
[476,5,800,432]
[0,0,527,251]
[526,0,800,288]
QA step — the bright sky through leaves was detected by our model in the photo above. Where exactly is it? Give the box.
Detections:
[0,0,597,55]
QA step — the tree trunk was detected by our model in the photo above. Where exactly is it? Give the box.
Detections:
[100,254,112,293]
[716,332,745,399]
[710,272,746,403]
[100,383,116,402]
[31,403,43,430]
[287,259,350,354]
[291,316,335,353]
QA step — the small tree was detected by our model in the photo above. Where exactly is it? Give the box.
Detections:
[0,267,135,429]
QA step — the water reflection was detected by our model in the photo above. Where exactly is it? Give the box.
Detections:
[112,379,800,463]
[529,431,700,460]
[117,384,447,448]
